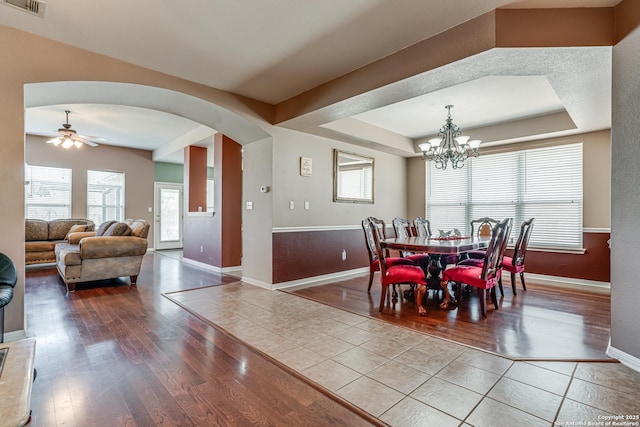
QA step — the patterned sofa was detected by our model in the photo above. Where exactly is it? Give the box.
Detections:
[25,218,95,265]
[54,219,150,292]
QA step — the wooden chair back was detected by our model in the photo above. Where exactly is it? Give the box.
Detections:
[471,217,500,238]
[480,218,512,281]
[413,217,432,238]
[510,218,534,267]
[362,216,388,265]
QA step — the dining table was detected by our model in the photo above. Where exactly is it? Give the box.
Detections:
[381,235,490,314]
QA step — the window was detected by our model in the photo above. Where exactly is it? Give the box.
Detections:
[25,165,72,220]
[427,143,583,250]
[87,170,125,224]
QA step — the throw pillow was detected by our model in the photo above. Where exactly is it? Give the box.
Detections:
[65,224,87,239]
[95,220,118,236]
[103,222,132,237]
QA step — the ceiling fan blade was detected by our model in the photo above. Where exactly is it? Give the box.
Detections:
[78,134,106,143]
[74,136,99,147]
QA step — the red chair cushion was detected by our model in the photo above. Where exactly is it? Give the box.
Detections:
[501,256,524,273]
[442,265,499,289]
[371,257,414,272]
[382,264,426,286]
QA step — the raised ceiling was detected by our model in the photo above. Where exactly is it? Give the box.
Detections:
[1,0,620,161]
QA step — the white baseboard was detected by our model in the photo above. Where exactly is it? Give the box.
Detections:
[181,257,241,274]
[272,267,369,291]
[519,273,610,294]
[3,330,27,342]
[607,342,640,373]
[240,276,273,290]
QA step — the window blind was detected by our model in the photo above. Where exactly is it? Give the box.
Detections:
[427,143,583,249]
[87,170,125,224]
[25,165,72,220]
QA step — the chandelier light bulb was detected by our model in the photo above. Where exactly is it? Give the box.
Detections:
[420,105,481,170]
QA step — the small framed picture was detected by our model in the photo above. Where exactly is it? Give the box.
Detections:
[300,157,312,177]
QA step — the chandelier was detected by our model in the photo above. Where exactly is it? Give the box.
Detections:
[419,105,481,170]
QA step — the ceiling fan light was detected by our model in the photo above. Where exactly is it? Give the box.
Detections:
[74,140,83,148]
[61,138,74,148]
[47,137,61,145]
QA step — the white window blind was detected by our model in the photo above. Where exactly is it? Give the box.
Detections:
[87,170,125,224]
[427,143,583,249]
[338,165,373,200]
[25,165,72,220]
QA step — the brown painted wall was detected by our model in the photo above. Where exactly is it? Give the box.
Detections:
[272,229,368,283]
[273,229,610,285]
[183,214,217,265]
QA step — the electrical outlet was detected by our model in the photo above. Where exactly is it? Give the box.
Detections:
[341,249,347,261]
[200,246,204,253]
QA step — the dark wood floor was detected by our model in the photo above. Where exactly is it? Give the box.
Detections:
[287,275,611,360]
[24,255,380,427]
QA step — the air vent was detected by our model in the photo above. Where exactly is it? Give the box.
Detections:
[1,0,46,17]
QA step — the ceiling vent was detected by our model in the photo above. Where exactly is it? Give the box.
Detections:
[1,0,46,17]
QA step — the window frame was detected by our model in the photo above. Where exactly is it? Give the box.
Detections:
[24,164,73,220]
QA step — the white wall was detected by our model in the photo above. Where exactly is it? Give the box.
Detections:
[610,24,640,362]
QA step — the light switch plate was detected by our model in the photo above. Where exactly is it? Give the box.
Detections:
[289,201,295,210]
[304,201,310,210]
[246,201,253,210]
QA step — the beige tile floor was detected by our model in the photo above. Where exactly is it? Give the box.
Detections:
[166,283,640,427]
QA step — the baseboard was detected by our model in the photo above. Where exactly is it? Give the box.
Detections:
[272,267,369,291]
[3,330,27,342]
[181,257,241,275]
[607,342,640,373]
[520,273,610,294]
[240,276,273,290]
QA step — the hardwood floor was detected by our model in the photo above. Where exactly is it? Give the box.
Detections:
[24,253,612,426]
[287,276,611,360]
[25,255,379,427]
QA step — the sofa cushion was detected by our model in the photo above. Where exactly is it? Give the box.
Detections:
[103,222,132,237]
[65,224,87,239]
[96,220,118,236]
[55,243,82,266]
[49,219,94,240]
[128,220,150,238]
[25,241,57,252]
[25,219,49,241]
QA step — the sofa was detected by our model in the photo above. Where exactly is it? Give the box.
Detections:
[54,219,150,292]
[25,218,95,265]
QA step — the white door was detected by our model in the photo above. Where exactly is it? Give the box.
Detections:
[154,183,183,250]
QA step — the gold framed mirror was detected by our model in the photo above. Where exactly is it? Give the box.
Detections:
[333,149,374,203]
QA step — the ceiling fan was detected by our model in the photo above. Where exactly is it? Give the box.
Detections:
[45,110,101,148]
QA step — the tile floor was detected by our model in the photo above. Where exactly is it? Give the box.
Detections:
[166,283,640,427]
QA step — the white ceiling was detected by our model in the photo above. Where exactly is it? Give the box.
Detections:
[1,0,620,162]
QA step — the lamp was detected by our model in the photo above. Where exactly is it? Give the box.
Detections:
[419,105,481,170]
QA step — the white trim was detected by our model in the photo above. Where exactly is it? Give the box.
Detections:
[272,267,369,290]
[181,257,241,274]
[583,227,611,233]
[3,330,27,342]
[240,276,273,290]
[528,247,586,255]
[607,343,640,373]
[514,273,610,294]
[273,225,361,233]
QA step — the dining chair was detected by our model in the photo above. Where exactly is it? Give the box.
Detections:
[362,217,414,293]
[413,217,432,238]
[365,217,427,315]
[461,216,502,262]
[441,218,511,318]
[392,217,431,264]
[501,218,534,295]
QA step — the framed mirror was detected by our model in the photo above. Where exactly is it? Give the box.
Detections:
[333,149,374,203]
